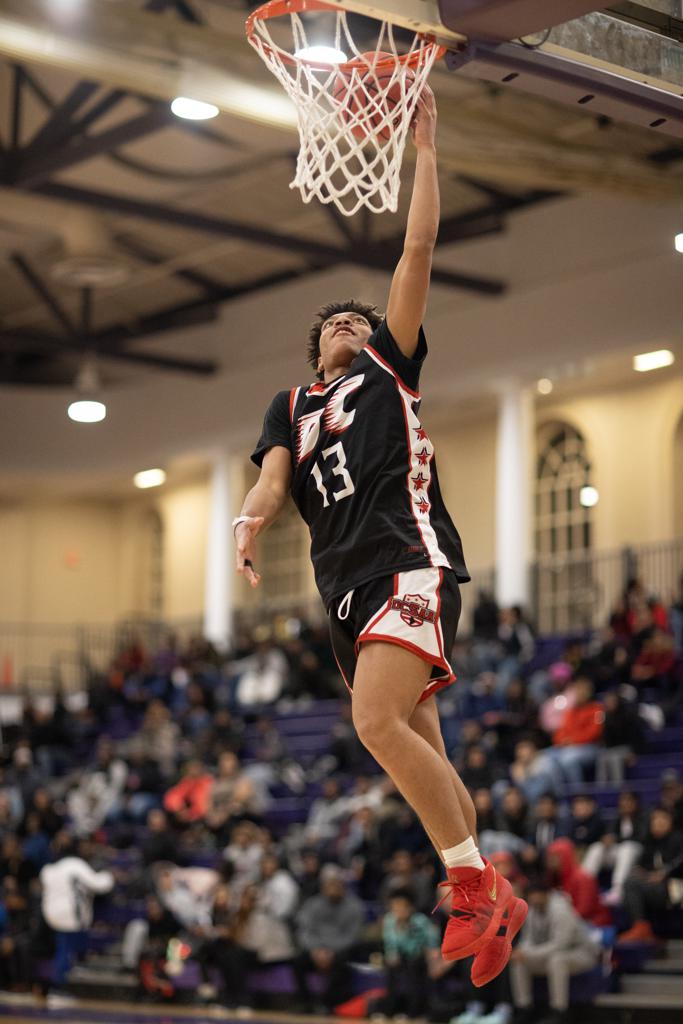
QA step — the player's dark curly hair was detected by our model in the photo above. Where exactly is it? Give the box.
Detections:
[307,299,384,380]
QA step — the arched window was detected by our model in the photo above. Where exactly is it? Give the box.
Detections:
[534,423,594,632]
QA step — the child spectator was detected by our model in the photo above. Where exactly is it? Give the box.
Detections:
[380,888,439,1017]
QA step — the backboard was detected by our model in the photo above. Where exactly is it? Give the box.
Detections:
[314,0,683,137]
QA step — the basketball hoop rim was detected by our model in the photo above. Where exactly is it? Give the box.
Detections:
[245,0,446,72]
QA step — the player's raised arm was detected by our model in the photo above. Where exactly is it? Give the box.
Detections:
[234,445,291,588]
[385,86,439,358]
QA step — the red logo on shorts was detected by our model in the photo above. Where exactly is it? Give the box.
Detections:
[391,594,435,628]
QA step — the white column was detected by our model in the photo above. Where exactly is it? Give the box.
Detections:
[495,385,534,608]
[203,452,233,650]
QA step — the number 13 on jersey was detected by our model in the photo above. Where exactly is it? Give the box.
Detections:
[311,441,355,507]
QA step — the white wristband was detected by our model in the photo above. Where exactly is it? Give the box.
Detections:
[232,515,252,535]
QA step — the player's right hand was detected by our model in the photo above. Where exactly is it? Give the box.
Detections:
[234,516,264,587]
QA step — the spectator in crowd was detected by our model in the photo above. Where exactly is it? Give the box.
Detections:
[527,795,570,860]
[0,874,33,991]
[26,788,64,839]
[6,744,43,808]
[619,807,683,943]
[40,835,114,992]
[510,883,601,1024]
[486,679,539,760]
[327,703,369,775]
[547,678,604,784]
[294,864,364,1012]
[294,849,322,904]
[460,745,499,793]
[136,894,179,1000]
[379,849,434,915]
[223,821,264,889]
[141,809,178,868]
[0,834,38,894]
[67,738,128,837]
[120,739,165,823]
[473,788,497,834]
[163,759,213,827]
[233,630,289,708]
[193,883,255,1007]
[480,788,529,859]
[497,606,535,689]
[205,752,261,840]
[568,794,605,849]
[595,691,644,784]
[138,701,181,778]
[660,771,683,832]
[472,590,500,643]
[380,888,439,1017]
[545,838,611,926]
[583,790,647,905]
[302,778,348,847]
[508,739,560,804]
[258,851,299,921]
[631,629,678,692]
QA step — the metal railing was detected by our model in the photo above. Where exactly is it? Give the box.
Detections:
[0,538,680,694]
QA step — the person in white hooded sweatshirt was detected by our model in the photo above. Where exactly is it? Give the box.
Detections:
[40,835,114,990]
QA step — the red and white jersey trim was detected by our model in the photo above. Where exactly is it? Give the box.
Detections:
[364,346,450,571]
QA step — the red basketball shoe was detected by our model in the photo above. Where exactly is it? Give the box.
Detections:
[471,895,528,987]
[437,861,513,962]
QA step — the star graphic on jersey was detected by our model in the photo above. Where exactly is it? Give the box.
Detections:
[414,427,428,441]
[412,472,428,492]
[416,447,430,466]
[416,498,430,515]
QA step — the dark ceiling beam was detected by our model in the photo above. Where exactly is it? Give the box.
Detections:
[16,105,173,186]
[10,65,23,151]
[9,253,79,338]
[94,264,318,351]
[21,81,100,162]
[29,181,351,264]
[114,233,230,297]
[0,329,218,376]
[70,89,128,137]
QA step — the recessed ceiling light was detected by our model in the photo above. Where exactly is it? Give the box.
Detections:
[536,378,554,395]
[675,233,683,254]
[580,486,599,508]
[633,349,675,372]
[171,97,219,120]
[134,468,167,489]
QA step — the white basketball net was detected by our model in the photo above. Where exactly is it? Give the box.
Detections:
[247,3,442,216]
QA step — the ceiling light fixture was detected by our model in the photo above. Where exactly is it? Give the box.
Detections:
[171,97,219,120]
[580,486,599,508]
[536,378,554,395]
[67,356,106,424]
[633,349,675,373]
[134,469,167,490]
[294,45,349,63]
[675,233,683,254]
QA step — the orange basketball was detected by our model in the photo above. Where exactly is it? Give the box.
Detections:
[332,51,416,142]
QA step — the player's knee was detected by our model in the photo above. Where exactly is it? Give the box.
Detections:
[352,698,394,754]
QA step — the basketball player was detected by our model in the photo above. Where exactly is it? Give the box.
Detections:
[234,87,527,982]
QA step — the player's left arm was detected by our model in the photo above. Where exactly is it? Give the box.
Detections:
[385,85,439,358]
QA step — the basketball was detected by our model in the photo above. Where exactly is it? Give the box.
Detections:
[332,51,416,142]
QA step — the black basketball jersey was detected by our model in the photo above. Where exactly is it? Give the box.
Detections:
[251,319,470,607]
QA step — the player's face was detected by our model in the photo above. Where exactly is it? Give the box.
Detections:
[318,311,373,376]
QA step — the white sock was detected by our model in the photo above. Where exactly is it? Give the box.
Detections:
[441,835,485,871]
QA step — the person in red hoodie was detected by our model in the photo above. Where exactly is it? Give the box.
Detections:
[163,759,213,826]
[547,678,604,785]
[546,838,611,926]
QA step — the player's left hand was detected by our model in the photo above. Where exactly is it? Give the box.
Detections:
[411,84,437,149]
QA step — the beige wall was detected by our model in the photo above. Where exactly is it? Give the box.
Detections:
[431,414,497,572]
[0,498,133,624]
[540,375,683,550]
[156,481,209,621]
